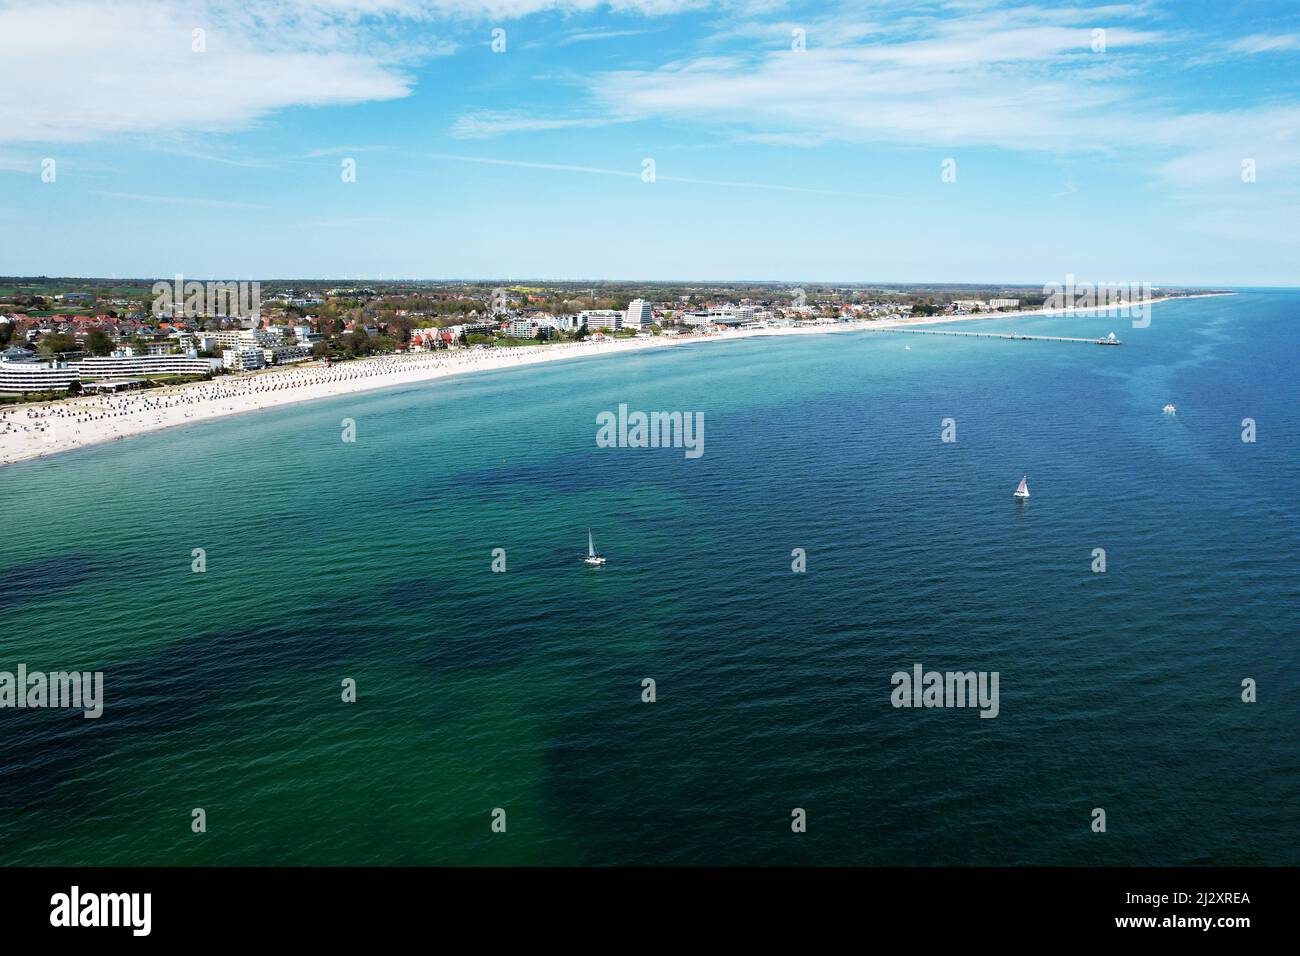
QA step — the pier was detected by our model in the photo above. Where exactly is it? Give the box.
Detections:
[865,328,1121,345]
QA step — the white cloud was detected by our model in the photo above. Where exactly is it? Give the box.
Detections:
[0,0,703,145]
[591,14,1170,151]
[449,111,624,138]
[1228,34,1300,54]
[579,4,1300,195]
[559,27,657,44]
[1148,106,1300,187]
[0,1,415,143]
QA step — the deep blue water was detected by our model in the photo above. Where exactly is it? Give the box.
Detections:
[1,291,1296,865]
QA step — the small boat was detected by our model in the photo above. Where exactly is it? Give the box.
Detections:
[584,528,606,566]
[1163,403,1177,415]
[1014,475,1030,499]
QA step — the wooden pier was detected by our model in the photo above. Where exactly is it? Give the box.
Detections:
[864,327,1121,345]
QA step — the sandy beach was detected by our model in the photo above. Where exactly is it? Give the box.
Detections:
[0,293,1230,467]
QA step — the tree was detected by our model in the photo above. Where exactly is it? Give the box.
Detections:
[85,328,114,356]
[37,333,78,356]
[346,330,374,356]
[385,314,416,343]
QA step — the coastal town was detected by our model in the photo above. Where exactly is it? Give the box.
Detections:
[0,279,1211,403]
[0,278,1224,466]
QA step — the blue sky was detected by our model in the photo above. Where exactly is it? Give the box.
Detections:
[1,0,1298,283]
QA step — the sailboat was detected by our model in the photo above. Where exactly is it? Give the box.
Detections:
[1014,475,1030,499]
[584,528,606,566]
[1163,403,1177,415]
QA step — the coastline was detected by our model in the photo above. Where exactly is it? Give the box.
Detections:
[0,293,1231,467]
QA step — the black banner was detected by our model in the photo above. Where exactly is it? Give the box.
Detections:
[0,866,1282,942]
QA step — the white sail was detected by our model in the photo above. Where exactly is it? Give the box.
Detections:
[588,529,595,558]
[1015,476,1029,498]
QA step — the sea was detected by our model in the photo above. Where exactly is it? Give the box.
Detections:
[1,290,1296,865]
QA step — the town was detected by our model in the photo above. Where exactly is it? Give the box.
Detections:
[0,278,1218,402]
[0,280,1049,400]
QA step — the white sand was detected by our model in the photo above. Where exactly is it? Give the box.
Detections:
[0,293,1229,467]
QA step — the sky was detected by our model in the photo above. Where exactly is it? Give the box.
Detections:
[1,0,1298,284]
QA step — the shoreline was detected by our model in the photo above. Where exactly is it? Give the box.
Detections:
[0,293,1232,467]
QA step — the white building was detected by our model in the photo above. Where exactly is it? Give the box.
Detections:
[988,298,1020,310]
[222,348,265,372]
[580,309,621,331]
[681,308,746,327]
[75,351,219,380]
[505,316,535,338]
[0,359,80,395]
[196,330,245,351]
[262,344,313,365]
[624,299,653,329]
[240,328,279,347]
[534,316,569,335]
[194,328,279,351]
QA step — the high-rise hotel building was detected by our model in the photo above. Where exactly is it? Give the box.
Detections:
[624,299,653,329]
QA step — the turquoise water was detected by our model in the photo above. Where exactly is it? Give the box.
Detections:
[1,292,1296,865]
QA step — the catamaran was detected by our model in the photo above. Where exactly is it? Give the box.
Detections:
[584,528,606,566]
[1014,475,1030,499]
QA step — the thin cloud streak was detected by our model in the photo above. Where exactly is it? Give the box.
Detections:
[303,145,392,158]
[559,28,658,45]
[419,152,883,196]
[94,191,267,209]
[449,112,626,139]
[160,147,284,169]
